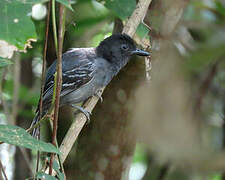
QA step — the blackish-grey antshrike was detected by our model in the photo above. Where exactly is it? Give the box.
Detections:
[30,33,150,136]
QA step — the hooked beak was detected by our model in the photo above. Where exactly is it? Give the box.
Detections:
[131,49,150,56]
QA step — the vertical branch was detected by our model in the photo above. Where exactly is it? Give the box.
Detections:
[36,0,51,175]
[0,69,11,122]
[49,2,66,175]
[51,0,58,54]
[40,0,51,132]
[12,53,20,124]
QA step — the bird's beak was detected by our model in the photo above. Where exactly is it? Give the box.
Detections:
[131,49,150,56]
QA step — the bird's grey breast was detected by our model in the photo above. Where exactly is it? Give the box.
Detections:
[93,57,114,87]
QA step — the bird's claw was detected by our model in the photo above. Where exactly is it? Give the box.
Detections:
[71,105,92,123]
[94,89,103,102]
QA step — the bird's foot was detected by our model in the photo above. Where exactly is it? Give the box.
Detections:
[94,89,103,102]
[71,105,92,123]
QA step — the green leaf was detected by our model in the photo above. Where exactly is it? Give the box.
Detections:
[0,0,37,50]
[136,23,150,39]
[0,57,13,67]
[211,173,222,180]
[133,144,147,164]
[53,160,60,173]
[36,172,58,180]
[102,0,136,19]
[53,160,64,180]
[56,0,74,11]
[0,125,60,154]
[215,1,225,17]
[72,15,109,36]
[57,171,65,180]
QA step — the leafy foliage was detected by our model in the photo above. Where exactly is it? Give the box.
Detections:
[0,0,37,50]
[136,23,150,39]
[35,160,64,180]
[53,160,65,180]
[36,172,58,180]
[0,125,60,153]
[98,0,136,19]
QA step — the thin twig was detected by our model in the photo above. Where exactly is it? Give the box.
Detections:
[135,35,152,81]
[49,2,66,175]
[59,0,153,163]
[39,0,51,137]
[194,61,219,113]
[49,0,58,174]
[52,0,58,55]
[0,167,3,180]
[26,114,51,133]
[56,141,66,178]
[0,159,8,180]
[35,0,52,177]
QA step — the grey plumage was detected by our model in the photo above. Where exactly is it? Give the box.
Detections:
[30,34,150,137]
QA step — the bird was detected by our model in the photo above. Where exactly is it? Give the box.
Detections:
[30,33,150,137]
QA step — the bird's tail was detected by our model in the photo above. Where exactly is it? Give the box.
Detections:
[30,112,40,138]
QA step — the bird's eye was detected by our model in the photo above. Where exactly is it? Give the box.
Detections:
[121,44,129,50]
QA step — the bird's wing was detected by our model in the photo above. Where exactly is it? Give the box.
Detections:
[41,49,96,111]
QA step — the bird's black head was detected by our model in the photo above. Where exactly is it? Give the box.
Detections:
[96,34,150,68]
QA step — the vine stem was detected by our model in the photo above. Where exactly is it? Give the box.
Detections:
[34,0,51,178]
[49,2,66,175]
[51,0,58,54]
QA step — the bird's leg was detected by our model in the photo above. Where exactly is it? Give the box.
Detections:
[71,105,92,123]
[94,89,103,102]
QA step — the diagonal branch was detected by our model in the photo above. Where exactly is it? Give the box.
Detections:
[58,0,153,163]
[122,0,152,37]
[0,159,8,180]
[194,61,220,113]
